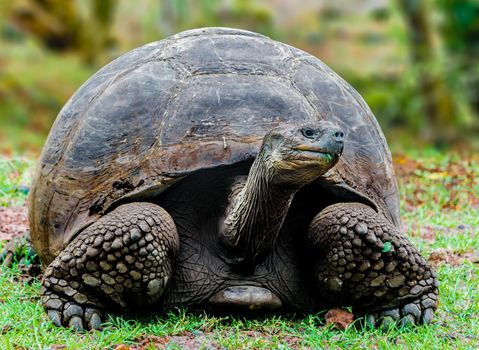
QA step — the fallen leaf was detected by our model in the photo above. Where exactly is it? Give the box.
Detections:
[114,345,130,350]
[325,308,354,330]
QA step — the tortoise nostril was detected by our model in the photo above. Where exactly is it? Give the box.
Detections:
[333,130,344,143]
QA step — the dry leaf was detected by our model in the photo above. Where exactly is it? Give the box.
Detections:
[325,308,354,330]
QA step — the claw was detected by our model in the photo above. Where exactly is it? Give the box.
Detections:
[69,316,84,331]
[85,307,103,330]
[399,314,416,328]
[365,313,376,327]
[421,308,434,325]
[378,316,395,332]
[89,313,103,330]
[47,309,62,327]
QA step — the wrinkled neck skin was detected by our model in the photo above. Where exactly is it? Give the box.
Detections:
[220,146,303,264]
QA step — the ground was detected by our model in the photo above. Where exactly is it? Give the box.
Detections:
[0,150,478,349]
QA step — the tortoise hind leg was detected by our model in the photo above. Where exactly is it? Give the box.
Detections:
[41,202,179,331]
[306,202,438,329]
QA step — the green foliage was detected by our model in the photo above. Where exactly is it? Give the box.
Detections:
[0,157,33,206]
[0,151,478,348]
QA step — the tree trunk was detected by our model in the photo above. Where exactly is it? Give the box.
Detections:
[397,0,458,144]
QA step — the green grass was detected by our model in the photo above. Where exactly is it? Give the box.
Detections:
[0,156,34,206]
[0,150,478,349]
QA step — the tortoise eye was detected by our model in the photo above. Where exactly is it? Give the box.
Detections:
[301,128,316,139]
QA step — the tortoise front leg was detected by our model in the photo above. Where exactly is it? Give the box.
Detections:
[306,202,438,328]
[41,202,179,331]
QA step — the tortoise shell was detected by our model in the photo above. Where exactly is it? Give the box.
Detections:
[29,27,399,265]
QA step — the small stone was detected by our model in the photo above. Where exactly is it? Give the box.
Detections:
[338,258,346,266]
[107,254,116,262]
[139,248,148,256]
[135,262,144,270]
[339,227,347,235]
[125,255,135,264]
[73,293,88,304]
[340,216,349,225]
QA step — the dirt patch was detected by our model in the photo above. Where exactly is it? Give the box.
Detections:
[114,330,303,350]
[0,205,29,242]
[115,332,220,350]
[428,248,479,268]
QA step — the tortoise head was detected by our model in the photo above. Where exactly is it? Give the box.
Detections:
[262,121,344,186]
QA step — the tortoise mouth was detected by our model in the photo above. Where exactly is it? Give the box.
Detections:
[292,146,340,163]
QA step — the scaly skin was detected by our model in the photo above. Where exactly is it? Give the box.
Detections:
[41,202,179,330]
[307,202,438,328]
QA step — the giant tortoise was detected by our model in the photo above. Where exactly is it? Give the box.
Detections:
[28,27,438,330]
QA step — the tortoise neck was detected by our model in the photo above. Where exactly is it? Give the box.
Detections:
[220,147,299,263]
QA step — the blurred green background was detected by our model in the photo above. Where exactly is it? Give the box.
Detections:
[1,0,478,156]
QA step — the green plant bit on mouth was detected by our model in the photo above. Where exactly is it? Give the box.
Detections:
[382,241,392,253]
